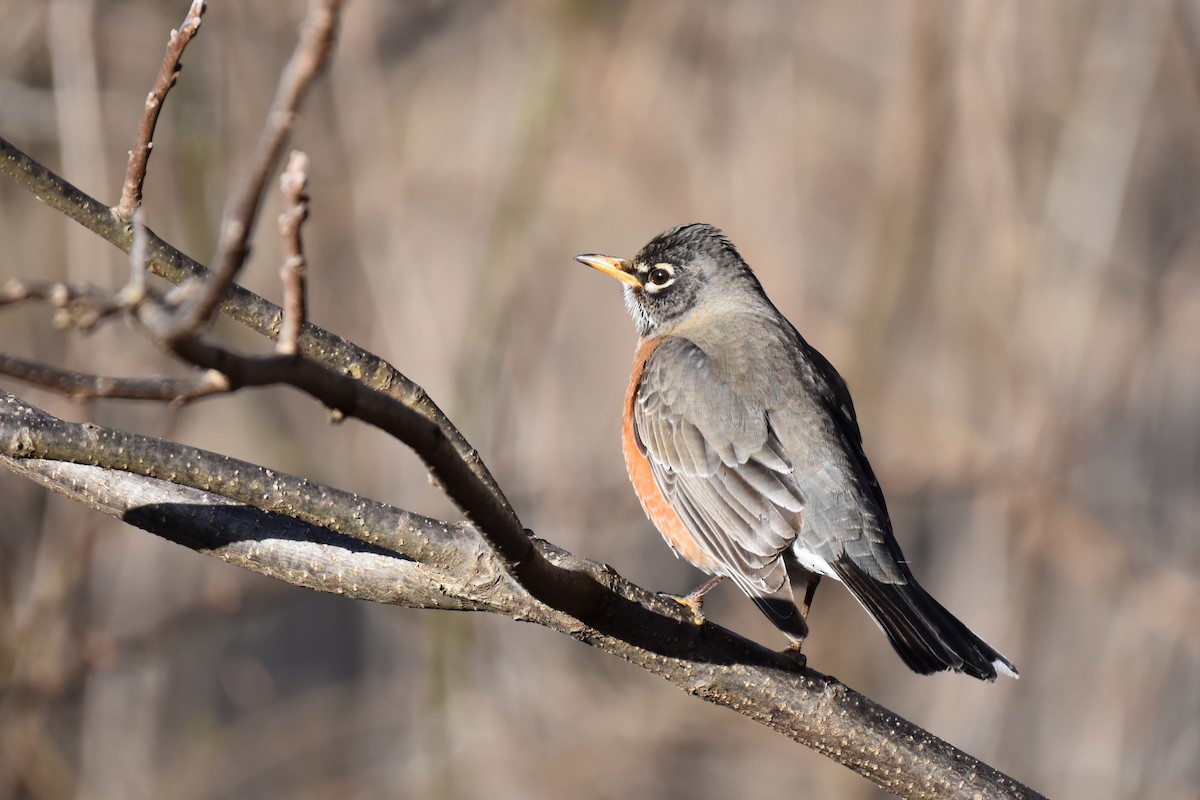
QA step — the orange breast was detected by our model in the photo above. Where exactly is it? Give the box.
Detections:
[624,338,718,573]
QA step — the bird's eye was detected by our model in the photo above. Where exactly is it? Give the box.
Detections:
[648,267,673,286]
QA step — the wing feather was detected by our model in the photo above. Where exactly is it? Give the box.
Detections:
[633,338,805,604]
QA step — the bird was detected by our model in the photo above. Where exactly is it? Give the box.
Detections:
[574,223,1018,680]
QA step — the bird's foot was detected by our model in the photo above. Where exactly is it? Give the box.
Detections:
[668,592,708,626]
[781,639,808,669]
[669,575,725,625]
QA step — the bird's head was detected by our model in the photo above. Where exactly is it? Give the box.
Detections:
[575,223,766,338]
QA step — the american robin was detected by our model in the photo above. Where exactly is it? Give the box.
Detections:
[575,223,1018,680]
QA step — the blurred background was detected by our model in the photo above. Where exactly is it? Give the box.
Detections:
[2,1,1198,798]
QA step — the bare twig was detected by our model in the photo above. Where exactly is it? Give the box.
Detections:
[121,208,151,304]
[161,0,344,341]
[1,277,125,331]
[277,150,310,355]
[1,211,150,329]
[0,354,228,402]
[113,0,206,223]
[0,213,228,403]
[2,278,108,308]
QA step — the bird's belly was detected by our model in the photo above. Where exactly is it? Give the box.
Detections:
[622,339,721,574]
[623,421,721,573]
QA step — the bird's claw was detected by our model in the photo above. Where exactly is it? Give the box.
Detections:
[781,640,808,669]
[666,592,707,626]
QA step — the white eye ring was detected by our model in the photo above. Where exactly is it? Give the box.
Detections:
[644,263,675,292]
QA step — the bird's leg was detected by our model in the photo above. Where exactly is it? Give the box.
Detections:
[671,575,725,625]
[799,573,821,621]
[781,574,822,668]
[685,574,726,605]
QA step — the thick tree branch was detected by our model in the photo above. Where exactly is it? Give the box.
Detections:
[0,391,1043,799]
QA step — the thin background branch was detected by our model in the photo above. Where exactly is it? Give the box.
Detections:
[0,353,227,402]
[276,150,309,355]
[161,0,344,341]
[114,0,206,223]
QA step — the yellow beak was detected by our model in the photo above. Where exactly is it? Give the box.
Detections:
[574,253,642,289]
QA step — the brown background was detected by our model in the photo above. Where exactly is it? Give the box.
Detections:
[2,2,1198,798]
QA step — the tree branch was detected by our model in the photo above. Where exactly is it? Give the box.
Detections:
[114,0,206,223]
[0,132,519,555]
[0,130,613,633]
[0,352,228,402]
[276,150,310,355]
[0,391,1044,800]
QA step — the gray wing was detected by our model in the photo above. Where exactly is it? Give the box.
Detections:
[634,337,807,632]
[782,334,909,584]
[788,334,1018,678]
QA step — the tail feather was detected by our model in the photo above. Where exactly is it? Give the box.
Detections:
[833,556,1018,681]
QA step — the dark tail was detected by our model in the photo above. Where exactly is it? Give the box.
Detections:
[833,557,1018,681]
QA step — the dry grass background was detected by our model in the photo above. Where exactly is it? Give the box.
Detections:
[1,1,1198,798]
